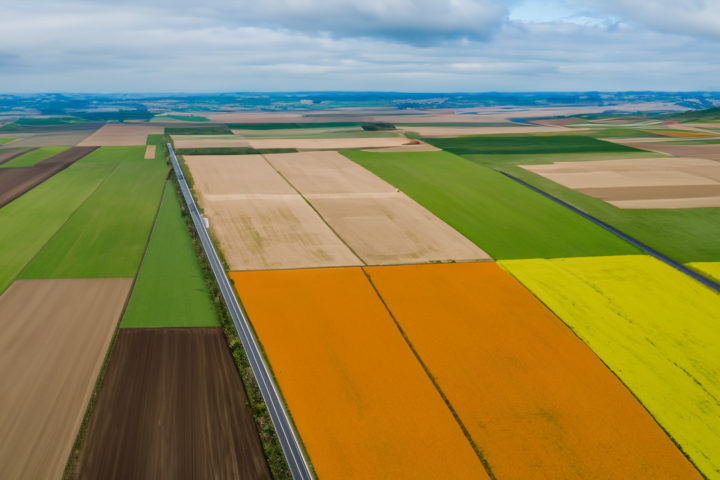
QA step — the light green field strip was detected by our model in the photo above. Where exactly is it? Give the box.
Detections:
[500,255,720,480]
[0,146,70,168]
[0,159,118,294]
[0,137,14,145]
[345,150,637,259]
[20,146,169,279]
[121,183,219,328]
[688,262,720,284]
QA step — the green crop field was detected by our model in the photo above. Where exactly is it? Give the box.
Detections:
[229,122,361,130]
[0,146,70,168]
[0,137,15,144]
[166,125,232,135]
[500,163,720,263]
[0,159,117,293]
[121,183,219,328]
[424,134,644,156]
[345,150,637,259]
[20,146,169,279]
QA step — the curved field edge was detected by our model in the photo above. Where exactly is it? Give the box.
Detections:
[343,149,637,260]
[499,255,720,480]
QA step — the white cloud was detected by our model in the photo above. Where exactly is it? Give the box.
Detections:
[569,0,720,40]
[0,0,718,92]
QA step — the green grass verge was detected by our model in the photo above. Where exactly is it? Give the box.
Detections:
[20,146,169,279]
[166,125,233,135]
[0,146,70,168]
[177,147,298,155]
[162,115,210,122]
[498,163,720,263]
[424,134,645,155]
[0,137,15,144]
[229,122,360,130]
[0,159,117,293]
[170,176,294,479]
[345,150,637,260]
[121,182,219,328]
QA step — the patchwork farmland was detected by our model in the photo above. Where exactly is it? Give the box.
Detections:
[1,106,719,480]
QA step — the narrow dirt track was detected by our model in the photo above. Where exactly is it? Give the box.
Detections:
[0,146,97,207]
[75,328,271,480]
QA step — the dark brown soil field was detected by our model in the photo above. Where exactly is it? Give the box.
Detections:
[0,146,96,207]
[74,328,271,480]
[0,148,29,166]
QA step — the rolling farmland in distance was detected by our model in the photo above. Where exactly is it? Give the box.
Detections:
[1,100,719,479]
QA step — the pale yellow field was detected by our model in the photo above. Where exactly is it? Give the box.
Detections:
[77,124,163,146]
[230,267,489,479]
[500,255,720,480]
[266,151,489,264]
[143,144,156,159]
[523,157,720,209]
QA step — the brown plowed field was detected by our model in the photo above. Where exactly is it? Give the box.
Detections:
[77,124,163,146]
[185,154,360,269]
[365,263,702,480]
[617,141,720,160]
[74,328,271,480]
[523,156,720,209]
[266,151,490,264]
[0,278,132,480]
[0,146,97,207]
[0,148,28,165]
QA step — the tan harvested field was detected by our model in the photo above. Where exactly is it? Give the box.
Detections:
[309,194,490,264]
[185,155,361,270]
[0,129,98,147]
[249,137,412,150]
[143,144,156,159]
[0,278,132,480]
[613,140,720,160]
[398,125,574,137]
[266,151,489,264]
[173,135,412,150]
[77,124,163,146]
[524,157,720,209]
[202,197,362,270]
[264,151,398,195]
[185,155,294,196]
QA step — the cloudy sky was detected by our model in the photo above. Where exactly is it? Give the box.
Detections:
[1,0,719,92]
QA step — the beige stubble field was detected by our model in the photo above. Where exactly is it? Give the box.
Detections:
[0,278,132,479]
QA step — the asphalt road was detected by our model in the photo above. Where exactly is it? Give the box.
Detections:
[168,144,313,480]
[499,170,720,294]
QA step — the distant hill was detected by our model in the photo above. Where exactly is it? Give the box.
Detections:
[671,107,720,123]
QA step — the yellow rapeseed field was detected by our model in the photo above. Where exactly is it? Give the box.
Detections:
[230,267,488,480]
[688,262,720,284]
[500,255,720,480]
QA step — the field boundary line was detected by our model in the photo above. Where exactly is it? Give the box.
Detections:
[261,153,366,265]
[167,143,313,480]
[498,170,720,294]
[360,267,498,480]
